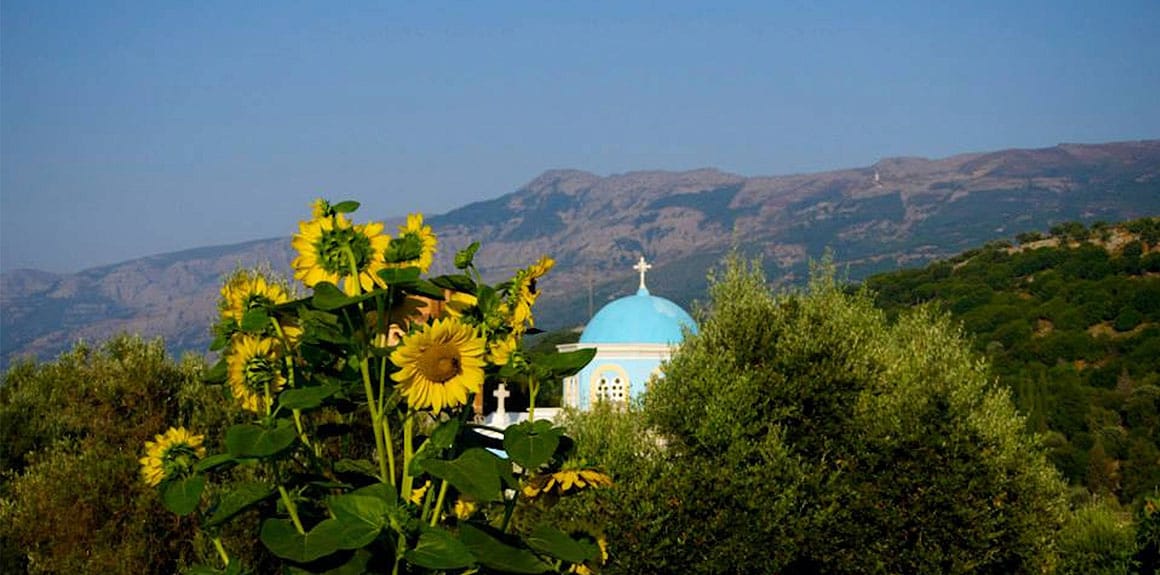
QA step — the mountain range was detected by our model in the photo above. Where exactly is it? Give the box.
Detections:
[3,140,1159,367]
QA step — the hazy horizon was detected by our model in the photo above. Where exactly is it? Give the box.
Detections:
[4,1,1159,274]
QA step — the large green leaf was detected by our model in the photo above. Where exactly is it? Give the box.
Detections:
[503,420,562,472]
[459,522,552,574]
[203,358,228,384]
[161,475,205,516]
[260,518,343,563]
[331,200,360,213]
[526,524,595,564]
[530,347,597,378]
[376,267,421,285]
[326,494,390,549]
[278,384,341,410]
[226,420,298,459]
[420,448,504,502]
[205,482,274,528]
[405,526,477,570]
[311,282,355,311]
[431,273,477,293]
[193,452,236,473]
[240,308,270,332]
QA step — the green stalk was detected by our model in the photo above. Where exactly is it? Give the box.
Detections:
[401,413,415,502]
[212,537,230,567]
[278,484,306,534]
[270,317,313,450]
[430,480,450,527]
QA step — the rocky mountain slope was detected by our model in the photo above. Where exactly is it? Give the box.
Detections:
[4,140,1159,367]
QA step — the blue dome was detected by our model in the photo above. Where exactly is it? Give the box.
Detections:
[580,288,697,344]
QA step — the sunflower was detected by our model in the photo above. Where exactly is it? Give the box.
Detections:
[410,480,431,505]
[219,271,292,324]
[292,212,391,296]
[139,427,206,487]
[227,335,287,413]
[453,497,477,520]
[522,466,612,499]
[390,317,486,413]
[384,213,437,273]
[487,335,518,366]
[502,256,554,334]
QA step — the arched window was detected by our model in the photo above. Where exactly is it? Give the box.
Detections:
[590,364,630,405]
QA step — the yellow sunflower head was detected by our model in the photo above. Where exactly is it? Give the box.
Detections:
[384,213,437,273]
[139,427,206,487]
[311,198,331,219]
[389,317,486,414]
[453,497,477,520]
[227,335,287,413]
[522,464,612,499]
[219,270,292,324]
[292,211,391,296]
[503,255,555,334]
[410,480,431,505]
[487,335,518,367]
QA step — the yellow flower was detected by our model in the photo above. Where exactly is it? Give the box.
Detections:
[522,467,612,499]
[453,497,477,520]
[390,317,486,414]
[441,290,477,319]
[384,213,437,273]
[410,480,431,505]
[310,198,330,219]
[487,335,518,366]
[292,211,391,296]
[139,427,206,487]
[220,271,292,324]
[227,335,287,413]
[502,256,554,335]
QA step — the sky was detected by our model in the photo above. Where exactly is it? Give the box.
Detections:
[3,1,1158,273]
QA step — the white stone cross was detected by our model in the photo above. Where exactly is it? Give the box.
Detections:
[493,383,511,418]
[634,256,652,291]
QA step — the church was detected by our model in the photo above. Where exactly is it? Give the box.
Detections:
[484,257,697,425]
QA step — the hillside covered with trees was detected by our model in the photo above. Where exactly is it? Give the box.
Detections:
[864,217,1160,505]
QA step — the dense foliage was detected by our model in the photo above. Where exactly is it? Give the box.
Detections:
[864,218,1160,506]
[0,337,264,574]
[553,256,1073,574]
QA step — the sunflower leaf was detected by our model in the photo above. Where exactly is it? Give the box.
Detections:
[260,518,343,563]
[431,274,477,293]
[240,308,270,332]
[528,347,597,378]
[331,200,360,214]
[312,282,356,311]
[203,358,228,384]
[161,474,205,516]
[377,267,421,285]
[421,448,504,503]
[204,481,274,528]
[278,383,341,411]
[225,421,298,459]
[459,522,553,573]
[405,525,477,570]
[504,420,561,472]
[193,453,236,473]
[526,524,594,564]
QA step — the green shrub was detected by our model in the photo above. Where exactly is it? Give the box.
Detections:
[561,255,1070,574]
[0,336,257,574]
[1057,498,1138,575]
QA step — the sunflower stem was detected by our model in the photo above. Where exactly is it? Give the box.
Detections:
[401,412,415,503]
[360,357,392,485]
[269,317,313,450]
[528,374,537,423]
[277,484,306,534]
[212,536,230,567]
[430,479,450,527]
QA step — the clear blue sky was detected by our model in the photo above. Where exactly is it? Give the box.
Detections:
[3,1,1158,273]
